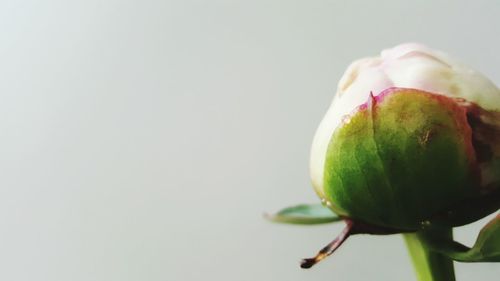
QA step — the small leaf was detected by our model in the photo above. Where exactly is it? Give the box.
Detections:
[265,204,342,225]
[425,214,500,262]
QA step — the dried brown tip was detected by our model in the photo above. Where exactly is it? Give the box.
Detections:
[300,220,354,269]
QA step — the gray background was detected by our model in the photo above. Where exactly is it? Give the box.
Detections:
[0,0,498,280]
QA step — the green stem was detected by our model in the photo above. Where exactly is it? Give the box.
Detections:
[403,228,455,281]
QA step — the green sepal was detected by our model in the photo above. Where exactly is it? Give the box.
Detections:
[265,204,342,225]
[423,214,500,262]
[323,88,479,230]
[429,187,500,228]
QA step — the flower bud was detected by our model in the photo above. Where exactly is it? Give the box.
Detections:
[310,43,500,230]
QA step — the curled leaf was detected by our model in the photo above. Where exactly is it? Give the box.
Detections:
[424,214,500,262]
[265,204,342,225]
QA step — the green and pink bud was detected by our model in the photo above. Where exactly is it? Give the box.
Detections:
[310,43,500,230]
[269,43,500,272]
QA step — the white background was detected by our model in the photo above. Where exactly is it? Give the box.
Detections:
[0,1,499,280]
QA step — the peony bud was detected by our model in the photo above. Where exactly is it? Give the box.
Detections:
[310,43,500,230]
